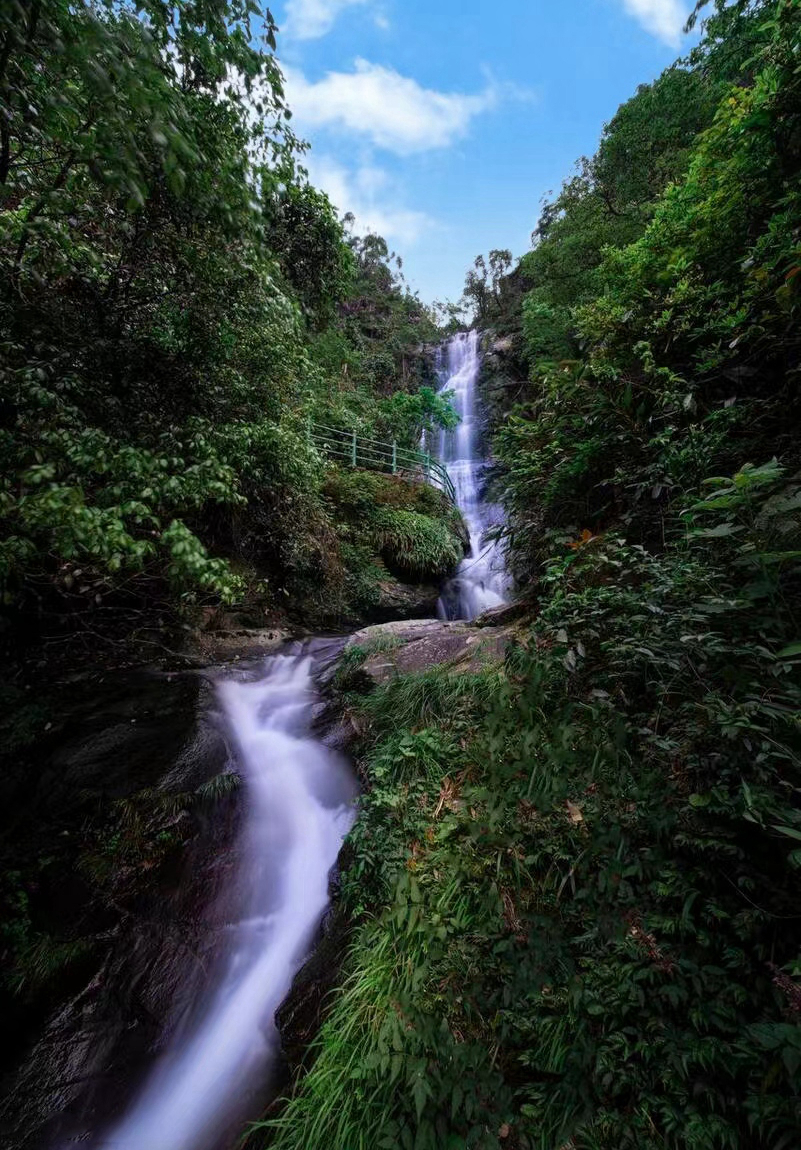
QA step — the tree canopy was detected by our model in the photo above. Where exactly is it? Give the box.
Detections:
[0,0,450,642]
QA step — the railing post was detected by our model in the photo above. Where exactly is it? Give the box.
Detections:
[308,424,455,503]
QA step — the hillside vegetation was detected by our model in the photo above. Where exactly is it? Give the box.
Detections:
[266,2,801,1148]
[0,0,459,663]
[4,0,801,1147]
[0,0,466,1075]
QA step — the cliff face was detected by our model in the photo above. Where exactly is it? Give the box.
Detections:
[0,669,235,1150]
[479,331,530,437]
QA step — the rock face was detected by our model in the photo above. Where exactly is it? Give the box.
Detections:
[187,624,293,664]
[475,599,531,628]
[479,330,528,435]
[372,577,442,623]
[0,669,236,1150]
[347,618,513,688]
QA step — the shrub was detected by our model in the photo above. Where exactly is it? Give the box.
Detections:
[374,509,462,580]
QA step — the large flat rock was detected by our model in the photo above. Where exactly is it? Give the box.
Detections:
[347,618,511,687]
[347,618,457,647]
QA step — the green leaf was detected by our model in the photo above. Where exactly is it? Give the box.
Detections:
[412,1073,429,1121]
[689,522,743,538]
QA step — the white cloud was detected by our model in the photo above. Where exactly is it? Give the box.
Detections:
[284,0,373,40]
[283,59,498,154]
[305,155,433,245]
[621,0,689,47]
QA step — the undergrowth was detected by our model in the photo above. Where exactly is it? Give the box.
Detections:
[259,484,801,1149]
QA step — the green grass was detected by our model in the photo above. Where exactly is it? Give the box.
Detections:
[262,929,400,1150]
[329,634,406,695]
[360,660,501,734]
[372,508,463,580]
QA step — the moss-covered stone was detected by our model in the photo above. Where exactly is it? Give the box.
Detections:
[320,467,468,626]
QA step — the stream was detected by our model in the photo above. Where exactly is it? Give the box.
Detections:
[1,333,508,1150]
[436,330,510,621]
[92,647,357,1150]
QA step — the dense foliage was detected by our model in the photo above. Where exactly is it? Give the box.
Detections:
[0,0,466,1100]
[0,0,452,656]
[322,470,466,620]
[5,0,801,1146]
[268,2,801,1147]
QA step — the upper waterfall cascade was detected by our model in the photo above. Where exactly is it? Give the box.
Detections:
[95,649,357,1150]
[436,331,510,621]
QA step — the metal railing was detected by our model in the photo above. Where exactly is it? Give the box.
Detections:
[310,422,456,504]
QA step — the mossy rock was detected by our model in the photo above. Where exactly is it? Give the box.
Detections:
[323,466,468,621]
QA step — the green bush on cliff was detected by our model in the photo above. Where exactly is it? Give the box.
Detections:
[321,468,466,619]
[373,509,462,579]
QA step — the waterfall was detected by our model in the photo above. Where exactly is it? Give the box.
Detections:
[436,331,510,622]
[97,650,357,1150]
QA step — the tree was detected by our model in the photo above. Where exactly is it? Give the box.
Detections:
[593,67,720,215]
[267,181,354,328]
[0,1,305,608]
[518,66,719,368]
[461,249,513,324]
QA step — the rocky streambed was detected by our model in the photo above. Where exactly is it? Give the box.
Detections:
[0,606,522,1150]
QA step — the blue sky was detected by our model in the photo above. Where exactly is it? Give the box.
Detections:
[274,0,699,305]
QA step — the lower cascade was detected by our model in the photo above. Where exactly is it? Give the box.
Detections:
[98,649,357,1150]
[436,331,510,621]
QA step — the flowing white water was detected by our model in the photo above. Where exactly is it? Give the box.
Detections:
[99,650,357,1150]
[436,330,510,621]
